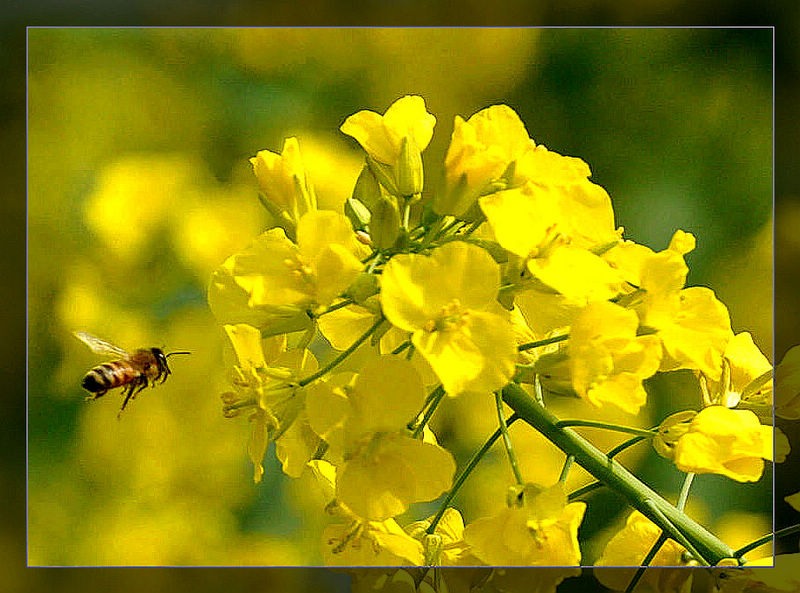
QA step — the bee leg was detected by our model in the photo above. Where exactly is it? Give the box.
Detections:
[117,379,145,418]
[85,390,106,402]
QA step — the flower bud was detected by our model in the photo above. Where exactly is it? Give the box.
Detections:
[346,272,380,305]
[396,135,424,198]
[370,194,401,250]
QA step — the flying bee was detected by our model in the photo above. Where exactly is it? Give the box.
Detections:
[74,331,190,417]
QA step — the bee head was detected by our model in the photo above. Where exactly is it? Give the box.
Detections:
[151,348,170,374]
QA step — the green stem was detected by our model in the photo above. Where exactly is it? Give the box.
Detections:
[518,334,569,352]
[312,298,354,318]
[391,339,412,355]
[558,455,575,484]
[463,216,485,237]
[677,473,695,512]
[412,385,446,438]
[501,383,735,564]
[533,374,545,406]
[734,523,800,559]
[555,420,656,438]
[495,391,523,485]
[426,414,520,535]
[567,480,603,501]
[641,498,708,566]
[298,316,385,387]
[607,436,647,459]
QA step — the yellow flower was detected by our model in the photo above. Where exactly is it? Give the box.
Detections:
[634,232,733,380]
[594,511,694,593]
[569,301,662,414]
[479,145,619,257]
[438,104,535,216]
[220,323,318,482]
[340,95,436,167]
[341,95,434,197]
[305,357,456,521]
[323,519,425,567]
[661,406,775,482]
[208,210,365,336]
[405,508,471,566]
[702,332,773,410]
[380,241,517,395]
[250,136,316,226]
[309,460,425,567]
[463,484,585,566]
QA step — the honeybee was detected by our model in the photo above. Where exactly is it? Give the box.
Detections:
[74,331,190,417]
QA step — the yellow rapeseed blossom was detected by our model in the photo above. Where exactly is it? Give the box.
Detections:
[634,232,733,380]
[438,104,535,216]
[479,144,619,256]
[568,301,662,414]
[250,136,316,226]
[405,508,471,566]
[594,511,695,593]
[463,484,585,566]
[322,520,425,566]
[308,459,426,566]
[340,95,435,196]
[656,406,775,482]
[305,357,456,521]
[703,331,773,410]
[220,323,318,482]
[380,241,517,396]
[209,209,366,336]
[341,95,436,167]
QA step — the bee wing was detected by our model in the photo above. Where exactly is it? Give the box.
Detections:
[73,331,131,358]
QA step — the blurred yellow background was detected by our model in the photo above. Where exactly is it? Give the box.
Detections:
[26,26,778,585]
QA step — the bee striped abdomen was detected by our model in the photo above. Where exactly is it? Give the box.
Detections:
[82,361,138,393]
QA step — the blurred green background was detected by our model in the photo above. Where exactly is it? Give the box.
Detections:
[14,22,796,592]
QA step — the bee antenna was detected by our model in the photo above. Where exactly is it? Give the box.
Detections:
[166,351,192,358]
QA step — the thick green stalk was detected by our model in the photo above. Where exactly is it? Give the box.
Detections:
[501,383,735,564]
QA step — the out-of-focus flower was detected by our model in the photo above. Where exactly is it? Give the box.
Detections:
[714,554,800,593]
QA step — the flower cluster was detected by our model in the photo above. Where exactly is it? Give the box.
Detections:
[208,96,787,577]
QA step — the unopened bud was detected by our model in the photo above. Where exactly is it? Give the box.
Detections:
[370,195,401,250]
[397,135,424,198]
[347,273,380,305]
